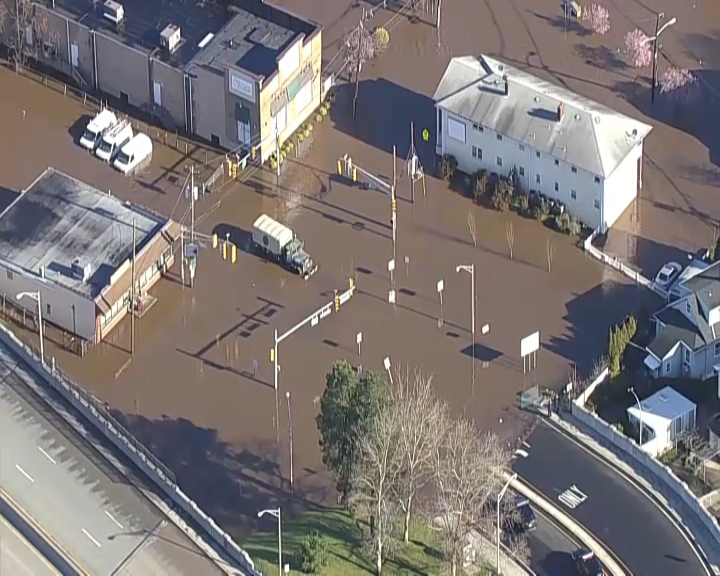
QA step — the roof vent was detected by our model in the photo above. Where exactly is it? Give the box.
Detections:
[594,116,601,124]
[574,113,581,120]
[71,258,93,282]
[502,75,508,97]
[534,96,540,103]
[160,23,182,53]
[103,0,124,25]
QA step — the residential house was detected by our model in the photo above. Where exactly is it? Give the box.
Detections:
[645,261,720,380]
[8,0,321,158]
[433,55,653,232]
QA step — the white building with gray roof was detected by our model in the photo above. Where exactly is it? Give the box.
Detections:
[0,168,179,347]
[433,55,653,232]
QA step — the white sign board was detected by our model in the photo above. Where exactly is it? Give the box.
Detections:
[356,332,363,345]
[437,279,444,293]
[229,70,255,101]
[388,290,396,303]
[388,259,395,272]
[481,324,490,335]
[520,331,540,358]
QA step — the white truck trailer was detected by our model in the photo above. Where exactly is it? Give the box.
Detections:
[252,214,317,278]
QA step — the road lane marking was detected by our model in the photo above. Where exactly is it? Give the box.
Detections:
[81,528,101,548]
[558,485,588,509]
[15,464,35,483]
[38,447,56,464]
[104,510,123,529]
[522,441,531,448]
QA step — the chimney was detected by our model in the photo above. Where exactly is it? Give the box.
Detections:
[503,75,508,97]
[557,103,564,122]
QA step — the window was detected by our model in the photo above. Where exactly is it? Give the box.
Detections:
[554,159,559,166]
[293,81,313,113]
[665,361,672,374]
[6,270,13,281]
[686,300,692,314]
[477,148,483,160]
[571,166,577,174]
[472,123,484,132]
[519,167,525,176]
[594,199,600,209]
[684,347,690,363]
[519,144,525,151]
[554,182,559,192]
[536,151,541,158]
[714,342,720,357]
[447,117,466,143]
[472,145,478,158]
[273,106,287,133]
[594,176,601,183]
[45,303,51,316]
[571,189,577,199]
[496,156,503,167]
[536,174,541,184]
[496,134,502,142]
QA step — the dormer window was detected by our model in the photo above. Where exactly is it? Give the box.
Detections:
[686,300,691,314]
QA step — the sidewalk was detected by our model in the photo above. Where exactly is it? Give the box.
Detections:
[552,411,720,574]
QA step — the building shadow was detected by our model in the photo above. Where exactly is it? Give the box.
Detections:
[0,187,19,212]
[211,223,254,254]
[528,10,591,37]
[614,68,720,169]
[574,43,627,72]
[329,78,437,164]
[544,280,659,375]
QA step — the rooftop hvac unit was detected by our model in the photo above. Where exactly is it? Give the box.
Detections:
[103,0,125,25]
[160,24,182,53]
[71,258,93,282]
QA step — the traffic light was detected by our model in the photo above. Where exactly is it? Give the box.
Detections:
[231,162,238,179]
[270,348,275,362]
[349,277,354,290]
[334,293,340,312]
[392,198,397,213]
[226,157,232,176]
[352,167,357,182]
[337,159,343,175]
[251,146,257,159]
[222,240,227,260]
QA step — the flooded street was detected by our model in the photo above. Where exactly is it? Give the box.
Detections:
[1,0,716,539]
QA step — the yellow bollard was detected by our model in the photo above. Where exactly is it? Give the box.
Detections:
[231,244,237,264]
[337,159,342,175]
[222,242,227,260]
[212,234,218,249]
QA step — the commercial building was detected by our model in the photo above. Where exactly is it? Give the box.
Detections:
[433,55,653,232]
[16,0,322,159]
[0,168,179,344]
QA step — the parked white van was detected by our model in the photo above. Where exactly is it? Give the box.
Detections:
[79,109,117,151]
[113,134,153,174]
[95,120,133,162]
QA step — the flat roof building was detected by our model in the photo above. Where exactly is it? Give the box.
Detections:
[0,168,179,347]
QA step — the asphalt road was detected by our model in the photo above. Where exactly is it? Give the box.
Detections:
[527,509,582,576]
[0,513,59,576]
[0,343,225,576]
[513,421,707,576]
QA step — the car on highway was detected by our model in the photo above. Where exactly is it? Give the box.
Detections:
[572,547,605,576]
[654,261,682,288]
[505,496,537,535]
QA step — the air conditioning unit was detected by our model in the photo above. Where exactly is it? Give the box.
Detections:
[160,24,182,53]
[103,0,124,25]
[71,258,93,282]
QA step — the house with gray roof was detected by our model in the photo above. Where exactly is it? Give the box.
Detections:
[645,261,720,380]
[433,55,653,232]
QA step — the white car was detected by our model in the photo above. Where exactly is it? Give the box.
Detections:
[654,262,682,288]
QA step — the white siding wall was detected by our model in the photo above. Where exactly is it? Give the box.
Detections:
[0,262,97,340]
[438,108,605,229]
[602,143,641,232]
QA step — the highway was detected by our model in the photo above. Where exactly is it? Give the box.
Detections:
[527,509,582,576]
[513,420,707,576]
[0,343,226,575]
[1,512,59,576]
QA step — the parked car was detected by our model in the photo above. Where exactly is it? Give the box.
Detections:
[572,548,605,576]
[654,261,682,288]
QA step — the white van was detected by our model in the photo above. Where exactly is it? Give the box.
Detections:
[95,120,133,162]
[113,134,153,174]
[79,109,117,151]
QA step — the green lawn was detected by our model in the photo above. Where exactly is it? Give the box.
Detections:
[242,508,452,575]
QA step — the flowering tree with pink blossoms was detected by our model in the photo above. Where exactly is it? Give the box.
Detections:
[623,29,652,68]
[582,3,610,35]
[659,67,699,102]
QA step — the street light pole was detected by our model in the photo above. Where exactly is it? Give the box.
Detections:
[456,265,475,393]
[628,387,644,445]
[285,391,294,506]
[647,14,677,104]
[16,291,43,363]
[257,508,282,576]
[497,473,517,573]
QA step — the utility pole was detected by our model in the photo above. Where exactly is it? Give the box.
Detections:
[352,10,365,119]
[131,218,136,356]
[275,116,281,184]
[436,0,442,29]
[651,13,660,105]
[392,145,397,264]
[190,165,195,242]
[410,122,416,204]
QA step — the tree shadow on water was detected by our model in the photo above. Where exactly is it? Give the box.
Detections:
[329,78,437,164]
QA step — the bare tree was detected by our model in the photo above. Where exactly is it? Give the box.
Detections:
[342,21,387,119]
[506,221,515,260]
[431,419,510,576]
[623,29,652,68]
[0,0,53,71]
[581,3,610,35]
[546,240,555,272]
[349,396,403,575]
[659,67,700,103]
[391,368,448,543]
[467,209,477,248]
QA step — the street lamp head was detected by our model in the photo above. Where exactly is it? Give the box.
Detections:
[383,357,391,371]
[667,16,677,25]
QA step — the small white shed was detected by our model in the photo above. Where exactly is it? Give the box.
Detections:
[627,386,696,457]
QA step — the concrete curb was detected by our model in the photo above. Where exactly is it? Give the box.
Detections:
[549,413,720,575]
[507,474,626,576]
[0,486,90,576]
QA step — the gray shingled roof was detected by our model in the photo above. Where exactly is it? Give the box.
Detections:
[433,55,653,178]
[681,261,720,311]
